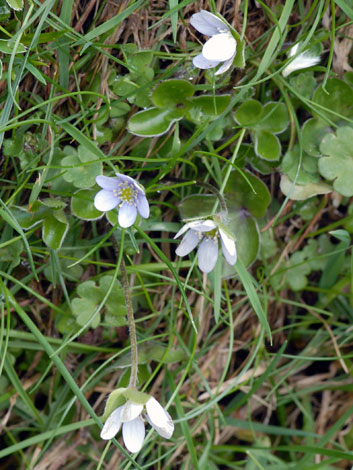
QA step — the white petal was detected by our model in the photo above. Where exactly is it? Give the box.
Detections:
[96,175,119,191]
[100,406,123,440]
[193,53,219,70]
[198,237,218,273]
[175,230,200,257]
[146,397,174,439]
[202,33,236,62]
[174,223,191,239]
[120,401,143,422]
[282,51,320,77]
[219,229,237,265]
[118,203,137,228]
[137,194,149,219]
[94,189,120,212]
[122,417,145,453]
[188,219,217,232]
[215,55,235,75]
[190,10,229,36]
[175,220,216,239]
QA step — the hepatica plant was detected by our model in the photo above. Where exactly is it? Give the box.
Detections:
[175,218,236,273]
[94,172,149,228]
[190,10,245,75]
[127,79,231,137]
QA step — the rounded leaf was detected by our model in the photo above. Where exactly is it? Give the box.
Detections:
[318,126,353,196]
[313,78,353,122]
[234,99,263,127]
[257,102,289,134]
[127,107,183,137]
[254,129,281,161]
[152,79,194,108]
[224,170,271,218]
[280,174,332,200]
[71,189,103,220]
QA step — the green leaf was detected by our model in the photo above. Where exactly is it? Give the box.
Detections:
[101,388,127,421]
[225,211,259,267]
[71,298,100,328]
[0,39,26,54]
[185,95,231,124]
[234,99,263,127]
[280,174,332,200]
[128,107,183,137]
[42,215,69,250]
[225,170,271,218]
[286,251,311,291]
[281,147,320,185]
[152,79,194,108]
[257,102,289,134]
[302,118,330,156]
[122,389,150,405]
[254,129,281,161]
[61,145,102,189]
[71,189,103,220]
[313,78,353,122]
[179,194,218,221]
[5,0,22,10]
[319,126,353,196]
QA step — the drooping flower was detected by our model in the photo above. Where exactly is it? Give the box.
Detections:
[190,10,237,75]
[174,219,237,273]
[100,396,174,453]
[94,173,149,228]
[282,42,321,77]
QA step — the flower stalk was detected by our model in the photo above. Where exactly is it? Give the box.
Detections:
[111,233,138,389]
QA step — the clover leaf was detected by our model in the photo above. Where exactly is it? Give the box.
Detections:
[71,275,127,328]
[319,126,353,197]
[61,144,102,189]
[234,100,289,161]
[313,78,353,123]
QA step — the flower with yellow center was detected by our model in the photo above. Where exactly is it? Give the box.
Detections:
[94,172,149,228]
[174,218,237,273]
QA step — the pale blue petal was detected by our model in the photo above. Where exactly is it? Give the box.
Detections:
[94,189,120,212]
[174,222,193,239]
[190,10,228,36]
[137,194,150,219]
[96,175,119,191]
[215,55,235,75]
[198,237,218,273]
[175,230,200,257]
[219,229,237,265]
[100,406,123,440]
[122,417,145,453]
[118,203,137,228]
[115,172,145,195]
[193,53,219,70]
[202,34,236,62]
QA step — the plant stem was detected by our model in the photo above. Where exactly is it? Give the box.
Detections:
[120,257,138,388]
[111,232,138,389]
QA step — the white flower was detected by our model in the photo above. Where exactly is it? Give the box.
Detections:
[282,42,321,77]
[94,172,149,228]
[190,10,237,75]
[174,219,237,273]
[100,396,174,453]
